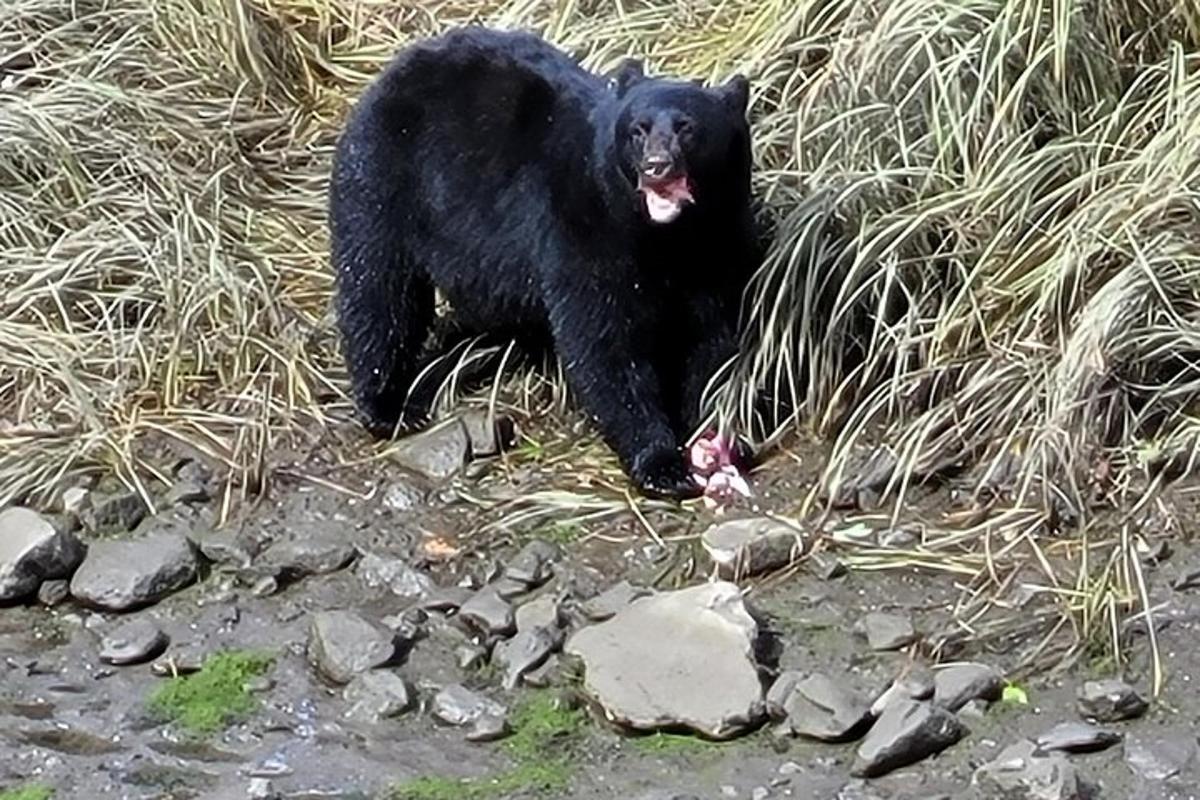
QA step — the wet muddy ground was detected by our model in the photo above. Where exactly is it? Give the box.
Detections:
[3,401,1200,800]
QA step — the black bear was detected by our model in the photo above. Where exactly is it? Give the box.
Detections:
[329,26,759,499]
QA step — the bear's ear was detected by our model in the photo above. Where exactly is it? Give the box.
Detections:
[611,58,646,96]
[719,74,750,115]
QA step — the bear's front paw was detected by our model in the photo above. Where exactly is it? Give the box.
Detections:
[356,401,429,440]
[631,446,704,501]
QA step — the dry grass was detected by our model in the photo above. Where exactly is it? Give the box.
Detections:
[4,0,1199,673]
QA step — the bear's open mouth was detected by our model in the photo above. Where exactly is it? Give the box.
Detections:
[637,173,693,224]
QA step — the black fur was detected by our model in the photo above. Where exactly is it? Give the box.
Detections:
[329,26,758,499]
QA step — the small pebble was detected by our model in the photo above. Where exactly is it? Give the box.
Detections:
[455,643,489,671]
[466,712,510,742]
[150,646,207,676]
[247,777,273,799]
[99,618,168,666]
[1035,721,1122,754]
[37,579,70,607]
[244,676,274,694]
[855,612,916,651]
[1077,679,1148,722]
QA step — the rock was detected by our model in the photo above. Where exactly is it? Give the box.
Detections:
[579,581,653,622]
[1077,679,1148,722]
[432,684,506,727]
[523,655,560,688]
[0,508,86,602]
[256,535,356,582]
[151,646,207,676]
[343,671,412,722]
[420,585,474,613]
[459,586,516,636]
[356,552,434,601]
[165,479,209,506]
[855,612,916,651]
[61,486,90,516]
[382,481,425,511]
[388,419,471,481]
[552,561,606,600]
[781,673,871,742]
[515,595,560,632]
[564,581,765,739]
[307,610,399,684]
[1035,721,1122,754]
[492,575,531,601]
[852,699,967,778]
[251,575,278,597]
[494,625,565,690]
[466,712,511,742]
[244,676,274,694]
[932,663,1003,712]
[81,489,147,532]
[505,540,560,587]
[806,551,847,580]
[766,671,802,720]
[99,618,169,665]
[247,777,273,800]
[835,781,888,800]
[1171,558,1200,591]
[185,528,252,568]
[174,459,214,489]
[37,579,70,607]
[460,411,517,457]
[69,532,197,611]
[1124,731,1199,781]
[828,447,897,509]
[959,698,989,719]
[455,643,488,671]
[975,740,1080,800]
[700,517,805,579]
[382,607,427,640]
[869,666,935,716]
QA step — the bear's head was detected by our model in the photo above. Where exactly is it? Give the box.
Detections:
[610,59,750,225]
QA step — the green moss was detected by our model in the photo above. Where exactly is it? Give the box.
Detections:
[389,693,583,800]
[520,522,582,546]
[501,693,583,760]
[147,650,273,734]
[0,785,54,800]
[631,731,715,755]
[388,776,462,800]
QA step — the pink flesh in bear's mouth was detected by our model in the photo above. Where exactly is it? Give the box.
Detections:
[638,174,693,223]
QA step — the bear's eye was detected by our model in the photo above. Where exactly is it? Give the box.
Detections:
[675,120,695,137]
[631,121,650,143]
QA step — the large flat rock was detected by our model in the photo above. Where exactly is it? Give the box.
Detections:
[565,581,765,739]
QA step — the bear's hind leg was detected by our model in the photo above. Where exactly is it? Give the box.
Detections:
[334,255,436,438]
